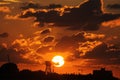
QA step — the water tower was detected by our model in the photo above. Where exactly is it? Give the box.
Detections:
[45,61,52,75]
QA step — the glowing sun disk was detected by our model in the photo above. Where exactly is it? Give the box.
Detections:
[52,55,64,67]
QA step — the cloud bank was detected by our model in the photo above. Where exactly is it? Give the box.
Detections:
[0,32,9,38]
[0,6,10,13]
[19,0,120,30]
[107,4,120,9]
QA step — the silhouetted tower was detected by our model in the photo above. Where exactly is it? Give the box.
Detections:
[45,61,52,75]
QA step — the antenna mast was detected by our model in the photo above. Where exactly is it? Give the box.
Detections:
[7,54,10,63]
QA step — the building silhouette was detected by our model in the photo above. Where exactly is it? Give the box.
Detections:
[92,68,117,80]
[0,63,119,80]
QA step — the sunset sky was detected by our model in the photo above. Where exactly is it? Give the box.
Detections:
[0,0,120,78]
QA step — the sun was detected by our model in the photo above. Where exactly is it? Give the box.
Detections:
[52,55,64,67]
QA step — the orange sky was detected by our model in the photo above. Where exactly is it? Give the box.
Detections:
[0,0,120,79]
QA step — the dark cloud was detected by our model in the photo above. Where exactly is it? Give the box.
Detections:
[0,32,9,38]
[83,43,120,59]
[66,51,81,61]
[61,34,120,65]
[40,29,51,35]
[55,32,85,52]
[36,46,52,54]
[83,43,108,59]
[20,2,62,10]
[20,0,120,30]
[0,45,34,64]
[43,36,54,42]
[82,43,120,65]
[55,32,104,53]
[107,4,120,9]
[20,9,60,27]
[47,4,62,9]
[20,2,41,10]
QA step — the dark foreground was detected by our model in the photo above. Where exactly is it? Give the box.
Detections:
[0,63,119,80]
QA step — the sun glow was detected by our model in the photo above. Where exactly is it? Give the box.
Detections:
[52,55,64,67]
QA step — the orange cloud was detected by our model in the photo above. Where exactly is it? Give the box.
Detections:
[0,6,11,13]
[84,32,105,39]
[4,14,35,20]
[5,14,19,20]
[1,43,8,48]
[11,33,55,64]
[102,18,120,28]
[3,0,20,2]
[4,8,37,20]
[0,2,10,5]
[78,41,102,56]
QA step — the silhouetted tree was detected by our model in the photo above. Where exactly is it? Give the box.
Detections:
[0,63,19,80]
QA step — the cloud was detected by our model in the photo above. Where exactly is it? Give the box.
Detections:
[36,46,52,54]
[85,43,120,59]
[66,51,81,61]
[82,43,120,65]
[3,29,105,64]
[66,41,102,61]
[19,0,120,30]
[20,2,62,10]
[65,41,120,65]
[54,31,120,63]
[40,28,51,35]
[9,28,119,66]
[84,32,105,40]
[54,32,104,53]
[0,2,10,5]
[4,13,35,20]
[83,43,108,59]
[4,14,19,20]
[10,30,105,63]
[43,36,54,42]
[47,4,62,9]
[11,36,45,64]
[102,18,120,28]
[19,9,60,27]
[0,6,10,13]
[20,2,41,10]
[107,4,120,9]
[0,32,9,38]
[54,32,84,52]
[3,0,20,3]
[0,0,20,5]
[0,44,34,64]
